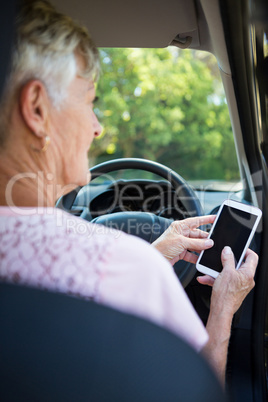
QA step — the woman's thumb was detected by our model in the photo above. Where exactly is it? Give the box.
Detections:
[221,246,235,269]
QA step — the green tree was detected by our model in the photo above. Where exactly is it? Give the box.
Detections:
[90,47,239,181]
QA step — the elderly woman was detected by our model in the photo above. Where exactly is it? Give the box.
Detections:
[0,0,257,385]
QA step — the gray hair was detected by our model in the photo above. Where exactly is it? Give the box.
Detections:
[0,0,100,146]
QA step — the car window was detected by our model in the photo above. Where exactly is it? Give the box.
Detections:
[91,47,240,188]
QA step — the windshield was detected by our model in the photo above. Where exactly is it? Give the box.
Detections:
[90,47,240,187]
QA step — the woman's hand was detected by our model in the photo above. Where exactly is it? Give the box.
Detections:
[152,215,216,265]
[199,246,258,385]
[198,246,258,315]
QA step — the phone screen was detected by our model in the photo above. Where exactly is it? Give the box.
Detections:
[199,205,258,273]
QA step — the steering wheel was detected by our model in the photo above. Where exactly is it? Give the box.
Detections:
[57,158,204,288]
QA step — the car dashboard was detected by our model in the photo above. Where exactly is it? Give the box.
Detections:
[72,178,244,219]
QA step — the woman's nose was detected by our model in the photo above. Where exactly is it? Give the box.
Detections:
[93,112,102,137]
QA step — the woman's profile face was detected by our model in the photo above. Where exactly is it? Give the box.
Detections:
[49,71,102,191]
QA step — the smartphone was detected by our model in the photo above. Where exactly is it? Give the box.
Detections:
[196,199,262,278]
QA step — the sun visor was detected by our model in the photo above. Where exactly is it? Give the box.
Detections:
[52,0,199,48]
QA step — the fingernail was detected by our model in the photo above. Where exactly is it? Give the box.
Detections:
[223,246,232,254]
[205,239,214,247]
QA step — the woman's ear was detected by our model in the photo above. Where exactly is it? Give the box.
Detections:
[19,80,49,138]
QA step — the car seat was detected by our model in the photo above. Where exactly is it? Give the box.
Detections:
[0,283,227,402]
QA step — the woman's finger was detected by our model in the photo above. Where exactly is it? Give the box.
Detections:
[221,246,236,270]
[181,237,214,252]
[183,215,216,229]
[189,229,210,239]
[240,248,259,272]
[170,215,216,233]
[182,251,199,264]
[197,275,215,287]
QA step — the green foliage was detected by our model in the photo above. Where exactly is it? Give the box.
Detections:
[90,47,240,181]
